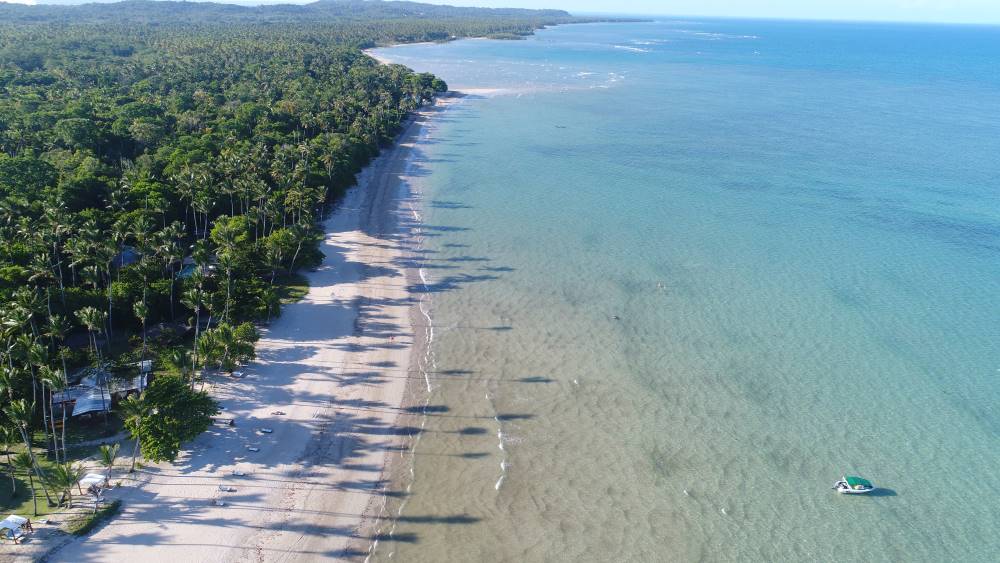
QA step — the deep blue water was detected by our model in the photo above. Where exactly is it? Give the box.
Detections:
[371,20,1000,562]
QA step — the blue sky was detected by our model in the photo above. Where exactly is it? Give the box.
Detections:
[417,0,1000,24]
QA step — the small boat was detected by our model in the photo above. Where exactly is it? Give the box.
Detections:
[258,428,273,434]
[833,475,874,494]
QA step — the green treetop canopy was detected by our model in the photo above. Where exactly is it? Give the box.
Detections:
[845,476,872,488]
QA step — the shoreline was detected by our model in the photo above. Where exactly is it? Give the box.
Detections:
[48,96,460,562]
[365,47,510,98]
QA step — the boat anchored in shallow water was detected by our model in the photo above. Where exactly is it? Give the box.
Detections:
[833,475,874,494]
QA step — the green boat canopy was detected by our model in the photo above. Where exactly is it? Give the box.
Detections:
[845,476,872,487]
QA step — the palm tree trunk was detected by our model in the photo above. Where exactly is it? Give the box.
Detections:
[170,271,176,320]
[49,392,59,463]
[191,310,201,388]
[27,474,36,516]
[60,397,67,463]
[15,428,55,506]
[224,270,232,322]
[130,436,140,473]
[6,451,15,495]
[40,385,52,458]
[51,405,60,463]
[106,266,114,339]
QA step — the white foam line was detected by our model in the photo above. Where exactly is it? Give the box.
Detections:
[367,95,474,563]
[493,413,509,491]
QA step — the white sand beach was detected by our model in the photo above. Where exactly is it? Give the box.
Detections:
[48,98,456,562]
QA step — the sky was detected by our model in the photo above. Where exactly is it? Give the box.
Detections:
[1,0,998,25]
[417,0,1000,24]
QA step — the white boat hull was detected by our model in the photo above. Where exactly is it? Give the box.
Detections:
[833,481,873,494]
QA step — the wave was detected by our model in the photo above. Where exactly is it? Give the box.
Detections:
[667,29,760,40]
[614,45,651,53]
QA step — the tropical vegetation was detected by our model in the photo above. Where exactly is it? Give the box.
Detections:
[0,0,597,512]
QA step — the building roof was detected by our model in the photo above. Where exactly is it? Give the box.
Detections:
[114,245,142,268]
[71,386,111,416]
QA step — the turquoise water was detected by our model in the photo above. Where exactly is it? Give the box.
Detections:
[371,20,1000,562]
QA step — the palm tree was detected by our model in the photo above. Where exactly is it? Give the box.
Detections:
[25,340,53,456]
[1,425,18,495]
[4,399,55,506]
[155,222,185,319]
[167,348,191,381]
[44,314,71,376]
[134,301,149,359]
[173,166,204,236]
[46,462,85,509]
[41,204,70,301]
[119,395,150,473]
[11,453,37,515]
[56,349,71,458]
[181,286,206,385]
[216,251,237,323]
[98,443,120,483]
[196,330,221,373]
[95,240,118,338]
[39,366,64,462]
[12,286,43,337]
[206,323,257,375]
[75,306,107,362]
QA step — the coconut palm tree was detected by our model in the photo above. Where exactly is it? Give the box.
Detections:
[43,314,71,374]
[75,306,107,362]
[134,301,149,359]
[155,222,186,319]
[196,330,221,374]
[11,453,36,515]
[40,367,66,463]
[119,395,150,473]
[167,348,191,381]
[25,340,53,456]
[1,425,18,495]
[181,286,207,386]
[4,399,55,506]
[98,443,120,483]
[46,462,85,509]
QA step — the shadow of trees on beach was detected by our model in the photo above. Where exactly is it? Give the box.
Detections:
[51,105,551,563]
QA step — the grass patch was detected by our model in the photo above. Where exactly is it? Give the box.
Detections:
[0,416,127,517]
[65,499,122,536]
[43,416,124,448]
[275,273,310,304]
[0,474,58,518]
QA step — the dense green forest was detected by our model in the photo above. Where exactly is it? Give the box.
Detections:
[0,0,594,511]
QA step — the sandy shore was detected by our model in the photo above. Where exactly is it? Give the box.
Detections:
[48,98,456,562]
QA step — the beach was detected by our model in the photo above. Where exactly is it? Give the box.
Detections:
[48,96,456,562]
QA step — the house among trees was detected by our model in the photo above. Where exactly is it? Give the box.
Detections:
[52,366,149,418]
[113,245,142,268]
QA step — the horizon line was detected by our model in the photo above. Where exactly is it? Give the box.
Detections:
[6,0,1000,27]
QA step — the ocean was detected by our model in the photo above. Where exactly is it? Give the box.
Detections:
[370,19,1000,562]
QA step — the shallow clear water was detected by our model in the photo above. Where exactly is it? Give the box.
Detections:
[371,20,1000,562]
